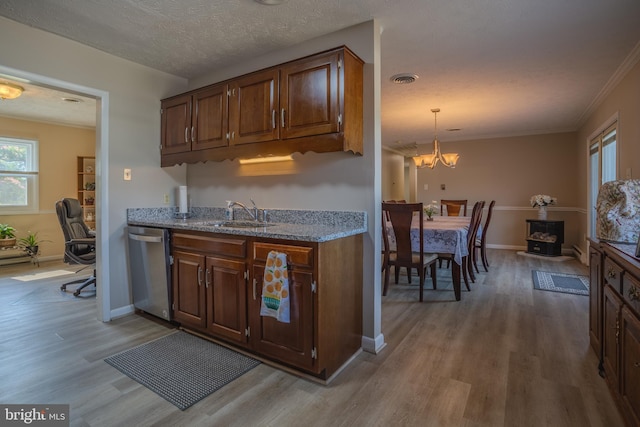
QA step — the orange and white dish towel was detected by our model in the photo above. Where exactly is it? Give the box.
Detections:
[260,251,290,323]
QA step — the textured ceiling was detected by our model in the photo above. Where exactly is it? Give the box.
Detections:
[1,0,640,149]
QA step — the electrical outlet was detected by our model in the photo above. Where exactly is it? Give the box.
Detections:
[123,168,132,181]
[164,194,170,204]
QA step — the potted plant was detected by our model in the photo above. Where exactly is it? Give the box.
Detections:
[18,231,50,257]
[0,223,17,247]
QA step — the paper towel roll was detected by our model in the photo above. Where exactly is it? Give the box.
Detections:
[178,186,188,213]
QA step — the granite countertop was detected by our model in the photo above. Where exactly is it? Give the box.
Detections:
[127,207,367,243]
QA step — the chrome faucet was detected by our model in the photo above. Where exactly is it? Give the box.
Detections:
[228,199,265,222]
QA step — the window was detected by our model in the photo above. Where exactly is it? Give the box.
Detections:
[0,137,39,213]
[588,121,617,237]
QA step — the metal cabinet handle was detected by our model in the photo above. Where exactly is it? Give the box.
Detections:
[205,268,211,288]
[253,278,257,301]
[281,108,285,128]
[191,126,195,142]
[629,285,640,301]
[197,266,203,287]
[607,268,616,279]
[272,110,276,129]
[184,127,188,143]
[231,131,235,140]
[634,362,640,368]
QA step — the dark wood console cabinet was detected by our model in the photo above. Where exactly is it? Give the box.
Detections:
[589,239,640,426]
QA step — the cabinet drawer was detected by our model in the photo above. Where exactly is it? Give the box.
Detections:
[253,242,313,269]
[623,273,640,315]
[604,257,624,291]
[172,232,246,258]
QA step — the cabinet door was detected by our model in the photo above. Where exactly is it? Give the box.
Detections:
[192,84,229,151]
[249,265,315,371]
[228,69,279,145]
[621,306,640,426]
[280,50,340,140]
[603,284,623,392]
[206,256,248,344]
[161,94,192,155]
[172,250,206,329]
[589,246,603,355]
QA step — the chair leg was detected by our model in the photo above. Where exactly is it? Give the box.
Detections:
[383,263,391,296]
[481,244,489,271]
[461,257,470,291]
[394,265,400,284]
[430,263,437,289]
[419,267,425,302]
[406,267,412,284]
[468,253,476,283]
[72,276,96,297]
[473,246,480,274]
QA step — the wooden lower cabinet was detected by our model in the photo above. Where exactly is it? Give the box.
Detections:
[589,241,603,358]
[603,284,623,392]
[172,231,248,344]
[249,242,315,372]
[171,230,363,381]
[621,306,640,425]
[593,241,640,427]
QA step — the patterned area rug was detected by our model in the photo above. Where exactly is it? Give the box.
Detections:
[532,270,589,296]
[104,331,260,410]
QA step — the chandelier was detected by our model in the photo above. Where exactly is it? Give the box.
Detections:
[412,108,459,169]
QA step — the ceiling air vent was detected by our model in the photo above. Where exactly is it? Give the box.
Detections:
[390,73,419,84]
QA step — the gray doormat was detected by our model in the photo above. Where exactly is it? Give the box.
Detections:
[532,270,589,296]
[104,331,260,410]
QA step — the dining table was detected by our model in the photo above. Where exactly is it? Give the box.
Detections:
[387,215,471,301]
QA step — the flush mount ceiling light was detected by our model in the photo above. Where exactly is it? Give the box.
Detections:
[0,82,24,100]
[390,73,419,84]
[62,97,82,103]
[413,108,460,169]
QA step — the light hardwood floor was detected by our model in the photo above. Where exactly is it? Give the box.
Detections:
[0,251,626,427]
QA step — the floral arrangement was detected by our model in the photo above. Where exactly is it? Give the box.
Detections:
[530,194,557,208]
[423,200,439,218]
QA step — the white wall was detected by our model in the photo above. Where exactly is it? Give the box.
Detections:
[0,17,187,318]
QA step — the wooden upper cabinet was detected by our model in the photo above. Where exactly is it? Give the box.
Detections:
[228,69,279,146]
[161,46,363,166]
[280,50,339,140]
[192,83,228,151]
[161,94,191,155]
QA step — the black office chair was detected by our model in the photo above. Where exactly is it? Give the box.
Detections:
[55,198,96,296]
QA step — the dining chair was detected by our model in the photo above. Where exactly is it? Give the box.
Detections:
[437,201,484,290]
[474,200,495,272]
[382,202,437,301]
[466,201,485,282]
[441,199,468,216]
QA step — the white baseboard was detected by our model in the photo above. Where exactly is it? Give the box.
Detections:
[111,304,135,320]
[361,333,386,354]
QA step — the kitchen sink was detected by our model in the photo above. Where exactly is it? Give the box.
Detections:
[199,220,276,228]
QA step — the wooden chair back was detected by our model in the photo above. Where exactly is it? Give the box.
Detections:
[441,199,468,216]
[382,202,423,267]
[467,201,485,249]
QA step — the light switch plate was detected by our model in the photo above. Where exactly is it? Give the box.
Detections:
[124,168,131,181]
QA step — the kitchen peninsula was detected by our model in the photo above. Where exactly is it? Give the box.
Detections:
[127,207,366,382]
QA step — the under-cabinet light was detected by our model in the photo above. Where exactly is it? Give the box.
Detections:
[238,155,293,165]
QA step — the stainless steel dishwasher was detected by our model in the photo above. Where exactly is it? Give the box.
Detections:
[126,226,172,321]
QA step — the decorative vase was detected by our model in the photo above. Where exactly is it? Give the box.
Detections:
[426,216,434,221]
[538,206,547,220]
